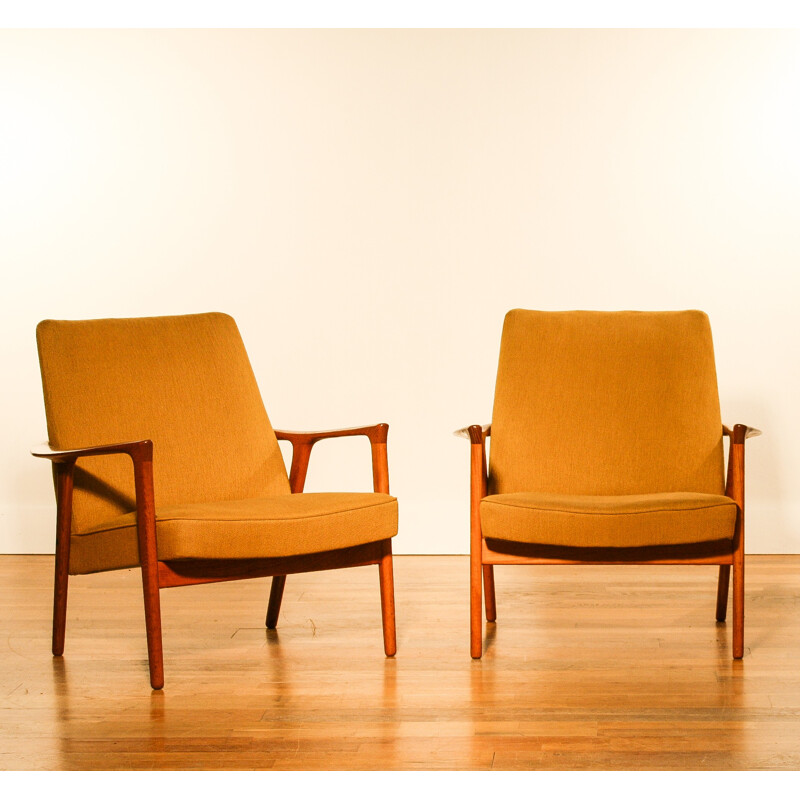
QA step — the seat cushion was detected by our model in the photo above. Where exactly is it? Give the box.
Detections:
[70,493,398,574]
[480,492,737,549]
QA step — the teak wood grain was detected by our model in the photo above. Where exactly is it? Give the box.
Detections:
[1,554,799,770]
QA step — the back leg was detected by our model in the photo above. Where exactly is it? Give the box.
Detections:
[483,565,496,622]
[266,575,287,629]
[716,564,730,622]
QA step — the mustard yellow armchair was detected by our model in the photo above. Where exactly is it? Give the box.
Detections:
[33,312,397,688]
[458,310,759,659]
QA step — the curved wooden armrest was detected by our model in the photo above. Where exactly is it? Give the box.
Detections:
[722,424,762,444]
[274,424,390,494]
[275,423,388,446]
[454,424,491,444]
[32,438,158,609]
[31,439,153,463]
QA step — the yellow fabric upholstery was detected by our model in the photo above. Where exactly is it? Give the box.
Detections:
[483,310,733,551]
[36,313,397,575]
[489,310,725,497]
[70,493,398,574]
[481,492,737,549]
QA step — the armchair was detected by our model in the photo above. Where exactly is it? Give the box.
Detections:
[457,310,759,659]
[33,312,397,689]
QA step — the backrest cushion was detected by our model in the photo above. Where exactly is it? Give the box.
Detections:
[488,310,725,496]
[37,312,290,534]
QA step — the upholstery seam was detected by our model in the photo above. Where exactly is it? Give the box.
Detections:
[481,499,735,516]
[76,496,397,537]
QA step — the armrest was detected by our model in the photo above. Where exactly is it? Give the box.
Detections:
[723,424,760,509]
[31,439,158,594]
[453,424,491,443]
[32,439,153,463]
[274,423,390,494]
[275,423,388,446]
[723,424,762,444]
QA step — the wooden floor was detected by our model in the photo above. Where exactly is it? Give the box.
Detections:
[1,554,799,770]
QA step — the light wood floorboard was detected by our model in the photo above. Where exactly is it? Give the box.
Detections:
[1,555,799,770]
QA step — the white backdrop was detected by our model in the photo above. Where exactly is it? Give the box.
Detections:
[1,29,798,554]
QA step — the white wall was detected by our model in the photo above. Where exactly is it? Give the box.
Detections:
[1,29,798,554]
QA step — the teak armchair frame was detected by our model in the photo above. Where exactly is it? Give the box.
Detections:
[457,422,760,660]
[33,424,396,690]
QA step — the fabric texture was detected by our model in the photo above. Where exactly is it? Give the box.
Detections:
[483,309,734,551]
[480,492,737,548]
[70,493,398,574]
[488,310,725,497]
[36,312,397,574]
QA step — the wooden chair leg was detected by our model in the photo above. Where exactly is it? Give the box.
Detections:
[732,553,744,659]
[716,564,730,622]
[52,464,73,657]
[470,551,482,658]
[378,541,396,657]
[133,455,164,689]
[483,564,496,622]
[266,575,286,629]
[140,566,164,690]
[52,547,69,657]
